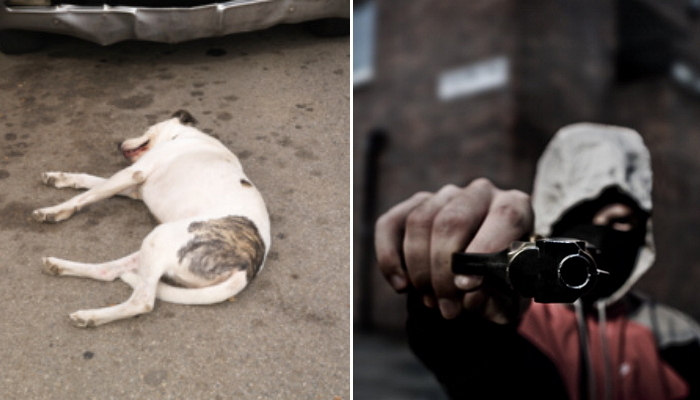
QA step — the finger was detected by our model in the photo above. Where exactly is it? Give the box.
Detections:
[455,274,483,292]
[458,189,533,322]
[461,286,507,324]
[461,289,487,313]
[402,184,462,294]
[464,189,533,254]
[430,179,496,318]
[375,191,432,292]
[468,282,531,325]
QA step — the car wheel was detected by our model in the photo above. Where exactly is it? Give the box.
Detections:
[304,18,350,37]
[0,30,47,55]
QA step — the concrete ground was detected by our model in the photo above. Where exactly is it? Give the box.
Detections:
[0,25,349,399]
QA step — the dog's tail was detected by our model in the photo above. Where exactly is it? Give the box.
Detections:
[119,270,249,305]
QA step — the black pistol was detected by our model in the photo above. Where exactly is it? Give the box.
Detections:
[452,238,605,303]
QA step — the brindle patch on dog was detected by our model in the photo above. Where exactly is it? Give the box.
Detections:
[177,216,265,281]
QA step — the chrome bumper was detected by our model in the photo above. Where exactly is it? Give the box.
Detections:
[0,0,349,45]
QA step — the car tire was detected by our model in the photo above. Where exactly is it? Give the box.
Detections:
[0,30,47,55]
[304,18,350,37]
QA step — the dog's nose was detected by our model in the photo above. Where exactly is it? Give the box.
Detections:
[116,141,124,152]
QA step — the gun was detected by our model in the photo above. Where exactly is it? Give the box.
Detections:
[451,238,606,303]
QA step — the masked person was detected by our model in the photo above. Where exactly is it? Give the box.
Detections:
[375,123,700,400]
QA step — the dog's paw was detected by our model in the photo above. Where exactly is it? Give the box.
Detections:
[42,172,58,187]
[70,311,96,328]
[32,206,74,223]
[42,171,79,189]
[41,172,73,188]
[32,208,57,223]
[42,257,62,276]
[32,208,51,222]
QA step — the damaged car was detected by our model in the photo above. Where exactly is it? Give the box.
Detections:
[0,0,349,54]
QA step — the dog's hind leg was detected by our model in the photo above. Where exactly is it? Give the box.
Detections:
[42,252,139,281]
[68,225,176,327]
[68,256,164,327]
[42,172,141,199]
[69,273,161,327]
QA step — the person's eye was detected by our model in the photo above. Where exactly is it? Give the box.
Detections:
[609,217,635,231]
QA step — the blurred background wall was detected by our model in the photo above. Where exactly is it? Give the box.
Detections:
[353,0,700,333]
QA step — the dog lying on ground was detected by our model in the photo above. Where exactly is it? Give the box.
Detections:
[33,110,270,327]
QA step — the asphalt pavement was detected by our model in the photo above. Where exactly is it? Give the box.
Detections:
[0,25,349,399]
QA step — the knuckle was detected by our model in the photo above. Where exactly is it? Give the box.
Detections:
[405,207,434,231]
[468,177,495,192]
[492,191,532,228]
[374,212,395,232]
[433,206,473,234]
[412,191,433,201]
[436,184,460,196]
[502,189,531,205]
[492,202,523,224]
[376,191,434,232]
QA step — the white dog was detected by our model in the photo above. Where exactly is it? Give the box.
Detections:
[33,110,270,327]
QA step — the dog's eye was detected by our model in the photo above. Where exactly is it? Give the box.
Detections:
[171,135,179,140]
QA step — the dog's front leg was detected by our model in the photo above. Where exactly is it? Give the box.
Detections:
[42,172,142,200]
[33,168,147,223]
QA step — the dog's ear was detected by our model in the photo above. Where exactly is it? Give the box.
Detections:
[172,110,198,126]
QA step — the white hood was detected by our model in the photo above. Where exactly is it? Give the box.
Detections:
[531,123,655,305]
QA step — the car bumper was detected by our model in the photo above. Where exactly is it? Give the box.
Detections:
[0,0,349,45]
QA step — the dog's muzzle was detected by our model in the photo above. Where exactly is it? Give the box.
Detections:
[120,140,150,160]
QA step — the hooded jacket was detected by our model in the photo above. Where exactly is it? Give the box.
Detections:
[532,122,654,306]
[405,123,700,400]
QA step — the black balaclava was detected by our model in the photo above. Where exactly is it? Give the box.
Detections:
[550,188,648,304]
